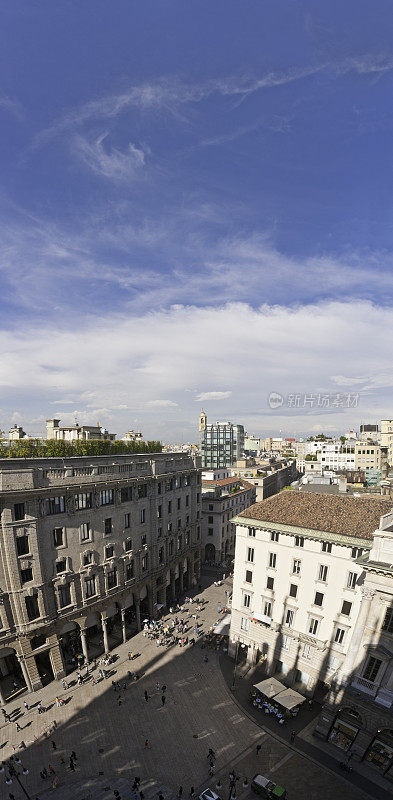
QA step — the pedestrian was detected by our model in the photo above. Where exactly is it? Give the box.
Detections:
[144,690,149,702]
[37,703,43,714]
[69,759,75,772]
[51,741,57,750]
[158,793,164,800]
[256,744,261,755]
[161,695,166,706]
[62,679,67,690]
[49,765,55,775]
[156,682,160,691]
[144,739,149,749]
[178,787,183,799]
[290,730,295,743]
[207,748,215,759]
[162,684,167,693]
[15,722,21,732]
[140,792,144,800]
[24,701,29,711]
[189,788,195,798]
[55,697,61,708]
[71,751,77,761]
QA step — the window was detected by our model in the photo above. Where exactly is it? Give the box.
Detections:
[208,515,213,524]
[269,553,277,569]
[124,513,130,529]
[177,498,181,511]
[157,482,161,495]
[14,503,25,521]
[80,522,91,541]
[159,547,164,564]
[107,568,117,589]
[138,484,147,499]
[245,570,253,583]
[25,595,40,620]
[168,501,172,514]
[84,576,96,598]
[264,600,272,617]
[168,540,174,556]
[295,536,304,547]
[341,600,352,616]
[243,593,251,608]
[75,492,92,510]
[240,617,249,631]
[121,487,133,502]
[175,476,181,489]
[285,609,294,627]
[16,535,29,556]
[166,478,173,492]
[302,644,315,661]
[140,508,146,524]
[105,545,114,559]
[141,533,147,547]
[104,518,112,536]
[248,527,256,537]
[270,531,279,542]
[157,505,162,519]
[126,561,134,580]
[351,547,363,559]
[321,542,332,553]
[247,547,254,563]
[53,528,64,547]
[334,627,345,645]
[142,554,148,571]
[292,559,301,575]
[309,617,319,635]
[282,635,290,651]
[186,495,190,507]
[158,526,163,538]
[318,564,328,582]
[83,552,92,566]
[46,496,65,515]
[177,518,181,531]
[100,489,114,506]
[266,576,274,590]
[21,567,33,583]
[363,656,382,683]
[289,583,298,598]
[58,585,71,608]
[347,571,357,589]
[382,606,393,634]
[177,534,182,551]
[314,591,324,607]
[208,527,213,537]
[125,538,132,552]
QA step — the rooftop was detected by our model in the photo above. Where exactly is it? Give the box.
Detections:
[237,491,392,540]
[202,476,254,490]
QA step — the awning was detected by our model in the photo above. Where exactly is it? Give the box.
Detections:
[156,604,164,610]
[253,677,286,697]
[252,611,271,624]
[214,614,230,635]
[274,688,306,710]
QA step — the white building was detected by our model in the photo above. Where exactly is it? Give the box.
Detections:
[46,419,116,442]
[229,491,392,697]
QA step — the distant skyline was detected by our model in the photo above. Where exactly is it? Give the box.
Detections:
[1,2,393,440]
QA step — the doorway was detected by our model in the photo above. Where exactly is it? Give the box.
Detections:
[35,650,54,686]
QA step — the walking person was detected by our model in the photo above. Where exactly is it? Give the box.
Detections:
[256,743,262,756]
[52,741,57,750]
[144,690,149,702]
[178,787,183,799]
[189,788,195,798]
[161,695,166,706]
[207,748,215,759]
[71,751,77,761]
[15,721,21,732]
[144,738,149,749]
[23,701,29,712]
[290,730,296,743]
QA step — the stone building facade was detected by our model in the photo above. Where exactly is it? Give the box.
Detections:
[201,476,256,564]
[0,452,201,701]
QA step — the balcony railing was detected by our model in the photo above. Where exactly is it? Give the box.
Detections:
[351,675,378,695]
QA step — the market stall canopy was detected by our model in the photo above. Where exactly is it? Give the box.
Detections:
[274,688,306,710]
[253,677,286,697]
[214,614,230,635]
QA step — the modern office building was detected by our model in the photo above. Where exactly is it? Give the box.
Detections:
[0,452,201,700]
[198,412,245,468]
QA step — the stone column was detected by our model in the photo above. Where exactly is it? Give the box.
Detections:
[101,617,109,653]
[80,628,89,663]
[17,657,33,693]
[121,608,127,644]
[338,587,375,684]
[170,571,176,601]
[135,598,141,632]
[179,566,184,596]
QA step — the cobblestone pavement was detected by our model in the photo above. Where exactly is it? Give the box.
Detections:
[0,574,372,800]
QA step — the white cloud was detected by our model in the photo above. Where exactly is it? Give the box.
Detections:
[74,133,145,181]
[196,391,232,401]
[146,400,178,408]
[1,300,393,439]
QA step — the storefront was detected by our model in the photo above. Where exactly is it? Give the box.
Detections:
[328,708,361,752]
[364,729,393,774]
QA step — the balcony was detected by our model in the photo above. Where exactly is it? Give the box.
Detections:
[351,674,378,696]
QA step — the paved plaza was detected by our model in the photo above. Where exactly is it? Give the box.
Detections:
[0,574,379,800]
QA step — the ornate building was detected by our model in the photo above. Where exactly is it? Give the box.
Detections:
[0,452,201,700]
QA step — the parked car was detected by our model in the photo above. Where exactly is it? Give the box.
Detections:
[251,774,287,799]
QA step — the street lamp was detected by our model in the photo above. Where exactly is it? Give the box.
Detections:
[3,757,31,800]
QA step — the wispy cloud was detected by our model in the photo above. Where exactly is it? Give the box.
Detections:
[73,132,146,181]
[146,399,178,407]
[196,391,232,401]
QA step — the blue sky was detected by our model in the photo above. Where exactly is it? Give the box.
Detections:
[1,1,393,441]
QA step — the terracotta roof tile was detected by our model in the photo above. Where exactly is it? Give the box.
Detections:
[237,491,392,540]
